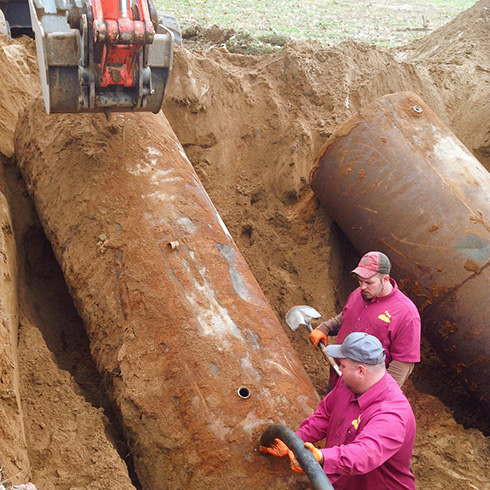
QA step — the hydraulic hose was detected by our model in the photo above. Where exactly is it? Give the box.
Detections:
[259,424,334,490]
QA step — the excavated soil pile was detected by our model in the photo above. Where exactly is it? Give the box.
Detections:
[1,0,490,489]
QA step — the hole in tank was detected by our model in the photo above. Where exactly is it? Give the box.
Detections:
[237,386,251,399]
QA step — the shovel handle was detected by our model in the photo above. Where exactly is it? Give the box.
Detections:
[305,322,343,377]
[318,341,343,377]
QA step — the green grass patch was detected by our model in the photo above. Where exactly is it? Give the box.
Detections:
[156,0,477,51]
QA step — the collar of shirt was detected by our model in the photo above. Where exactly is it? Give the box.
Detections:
[356,372,391,410]
[366,277,398,304]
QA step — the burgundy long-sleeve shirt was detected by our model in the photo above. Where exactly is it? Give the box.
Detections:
[296,372,416,489]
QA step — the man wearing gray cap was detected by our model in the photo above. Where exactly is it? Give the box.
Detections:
[309,251,421,389]
[260,332,416,489]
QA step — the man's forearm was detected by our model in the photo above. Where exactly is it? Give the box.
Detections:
[317,313,343,336]
[387,360,414,387]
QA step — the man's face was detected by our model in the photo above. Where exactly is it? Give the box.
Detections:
[357,273,385,301]
[339,358,363,395]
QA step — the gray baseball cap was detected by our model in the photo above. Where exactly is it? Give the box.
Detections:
[326,332,386,365]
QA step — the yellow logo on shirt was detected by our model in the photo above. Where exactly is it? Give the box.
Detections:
[378,311,391,323]
[351,415,361,429]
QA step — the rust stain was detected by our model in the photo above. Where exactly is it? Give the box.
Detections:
[464,259,481,272]
[439,320,457,340]
[464,329,483,340]
[428,224,439,232]
[380,239,425,268]
[426,284,447,299]
[357,205,378,214]
[453,362,467,375]
[388,234,446,253]
[470,211,490,233]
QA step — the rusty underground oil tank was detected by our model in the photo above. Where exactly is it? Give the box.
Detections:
[311,91,490,415]
[15,101,320,490]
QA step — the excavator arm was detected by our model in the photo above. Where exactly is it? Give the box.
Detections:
[25,0,178,116]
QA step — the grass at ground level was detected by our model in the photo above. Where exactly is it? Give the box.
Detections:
[156,0,477,52]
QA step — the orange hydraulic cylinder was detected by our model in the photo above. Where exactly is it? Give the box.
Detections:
[311,91,490,414]
[15,104,319,489]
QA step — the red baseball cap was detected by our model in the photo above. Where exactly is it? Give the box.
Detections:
[351,251,391,278]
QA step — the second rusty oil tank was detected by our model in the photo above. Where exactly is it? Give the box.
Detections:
[311,91,490,414]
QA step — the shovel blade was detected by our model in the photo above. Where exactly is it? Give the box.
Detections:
[285,305,322,331]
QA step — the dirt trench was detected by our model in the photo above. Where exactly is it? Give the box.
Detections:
[1,0,490,488]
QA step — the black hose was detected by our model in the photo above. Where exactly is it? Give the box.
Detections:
[259,424,334,490]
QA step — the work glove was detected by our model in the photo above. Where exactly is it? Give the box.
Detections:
[259,438,289,457]
[309,328,328,349]
[288,443,324,473]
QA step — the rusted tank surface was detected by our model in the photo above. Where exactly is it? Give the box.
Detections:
[15,100,320,489]
[311,91,490,414]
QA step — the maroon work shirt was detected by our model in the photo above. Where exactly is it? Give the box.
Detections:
[330,278,421,388]
[297,372,416,489]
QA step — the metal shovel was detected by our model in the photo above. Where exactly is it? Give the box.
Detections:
[286,305,342,377]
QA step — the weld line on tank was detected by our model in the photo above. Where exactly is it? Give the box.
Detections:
[424,260,490,312]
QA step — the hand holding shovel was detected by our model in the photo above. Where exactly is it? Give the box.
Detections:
[285,305,342,377]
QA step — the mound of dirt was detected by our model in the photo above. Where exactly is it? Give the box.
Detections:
[0,37,38,158]
[1,0,490,488]
[394,2,490,164]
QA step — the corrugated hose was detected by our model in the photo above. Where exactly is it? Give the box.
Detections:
[259,424,334,490]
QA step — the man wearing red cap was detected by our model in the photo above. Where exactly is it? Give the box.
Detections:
[310,251,420,389]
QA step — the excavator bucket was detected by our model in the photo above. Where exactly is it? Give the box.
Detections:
[27,0,178,116]
[0,8,9,38]
[0,0,32,36]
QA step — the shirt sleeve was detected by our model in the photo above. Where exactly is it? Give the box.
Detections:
[296,395,332,443]
[317,313,343,336]
[389,311,421,363]
[320,409,408,476]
